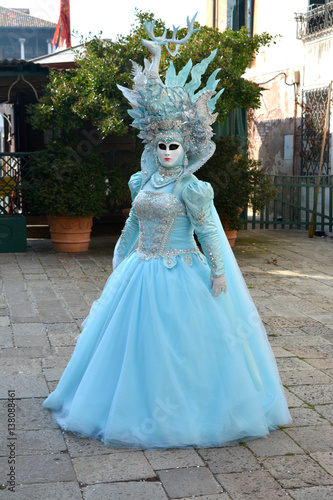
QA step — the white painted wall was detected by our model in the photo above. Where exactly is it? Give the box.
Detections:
[246,0,333,171]
[245,0,333,233]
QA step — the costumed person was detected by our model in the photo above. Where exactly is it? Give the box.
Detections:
[43,14,292,448]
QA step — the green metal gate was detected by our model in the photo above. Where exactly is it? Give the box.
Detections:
[0,153,34,252]
[0,153,34,215]
[243,174,333,232]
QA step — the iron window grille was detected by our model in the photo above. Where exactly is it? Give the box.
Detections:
[301,86,330,176]
[296,1,333,41]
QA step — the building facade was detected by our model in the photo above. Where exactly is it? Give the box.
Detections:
[0,7,56,60]
[206,0,254,33]
[206,0,333,178]
[206,1,255,145]
[245,0,333,180]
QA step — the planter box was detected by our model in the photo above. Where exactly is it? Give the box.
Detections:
[0,215,27,252]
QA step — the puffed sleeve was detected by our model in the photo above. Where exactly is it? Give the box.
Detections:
[182,180,225,277]
[128,171,142,201]
[112,172,141,269]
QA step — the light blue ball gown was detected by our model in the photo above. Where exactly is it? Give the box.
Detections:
[43,166,292,449]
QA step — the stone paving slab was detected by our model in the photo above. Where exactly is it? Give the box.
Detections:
[178,495,229,500]
[1,345,51,359]
[216,470,287,499]
[285,407,330,427]
[0,357,49,398]
[0,453,76,484]
[262,454,333,488]
[63,434,129,457]
[43,361,70,381]
[285,425,333,453]
[73,451,156,484]
[82,481,168,500]
[198,445,261,473]
[14,331,50,348]
[245,429,304,457]
[36,299,72,323]
[0,230,332,499]
[281,369,332,386]
[306,357,333,369]
[144,449,204,469]
[269,334,331,348]
[286,485,333,499]
[48,332,78,348]
[272,346,296,358]
[310,451,333,475]
[287,345,329,359]
[284,389,305,408]
[0,397,58,431]
[276,357,316,371]
[0,429,66,456]
[289,384,333,405]
[0,482,82,500]
[157,467,223,499]
[315,403,333,422]
[0,325,12,348]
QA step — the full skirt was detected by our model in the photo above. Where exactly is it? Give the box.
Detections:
[43,249,291,449]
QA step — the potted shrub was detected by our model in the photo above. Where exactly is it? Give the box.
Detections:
[107,144,143,219]
[22,140,109,252]
[197,136,277,247]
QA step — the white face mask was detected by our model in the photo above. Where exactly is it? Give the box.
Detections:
[157,141,184,168]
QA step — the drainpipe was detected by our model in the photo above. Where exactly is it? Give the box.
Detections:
[292,70,300,176]
[292,94,298,176]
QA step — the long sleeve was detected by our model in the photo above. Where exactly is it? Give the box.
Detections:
[182,180,225,277]
[112,172,142,269]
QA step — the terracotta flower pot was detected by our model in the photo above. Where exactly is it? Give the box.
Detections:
[221,219,238,248]
[47,215,93,252]
[221,208,243,249]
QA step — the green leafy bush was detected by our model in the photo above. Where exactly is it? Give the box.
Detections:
[22,140,109,217]
[27,11,274,139]
[197,136,277,230]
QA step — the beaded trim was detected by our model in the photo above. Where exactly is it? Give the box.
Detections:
[193,209,206,226]
[206,243,217,276]
[137,246,200,261]
[151,166,185,188]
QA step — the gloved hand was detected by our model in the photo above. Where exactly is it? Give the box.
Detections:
[210,274,227,297]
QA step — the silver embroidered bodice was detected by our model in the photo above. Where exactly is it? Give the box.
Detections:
[114,173,225,276]
[133,190,200,268]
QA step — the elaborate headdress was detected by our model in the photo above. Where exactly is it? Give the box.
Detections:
[118,14,224,183]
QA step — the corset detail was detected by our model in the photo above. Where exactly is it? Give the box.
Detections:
[133,190,200,266]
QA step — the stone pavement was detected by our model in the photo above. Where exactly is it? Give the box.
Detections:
[0,229,333,500]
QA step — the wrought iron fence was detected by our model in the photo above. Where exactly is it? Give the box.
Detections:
[296,2,333,41]
[0,153,35,215]
[5,152,333,233]
[301,86,330,176]
[243,174,333,232]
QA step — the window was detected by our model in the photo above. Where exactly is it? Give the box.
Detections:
[227,0,254,35]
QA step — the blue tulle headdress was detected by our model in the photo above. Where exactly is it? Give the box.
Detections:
[117,14,224,185]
